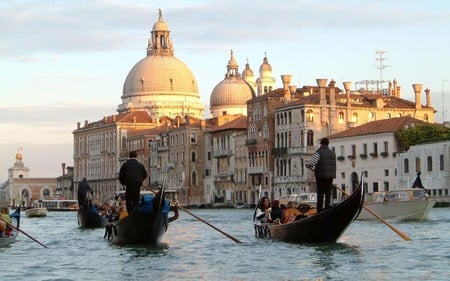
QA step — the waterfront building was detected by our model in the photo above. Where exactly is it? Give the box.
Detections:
[0,151,57,207]
[272,80,436,200]
[328,116,428,195]
[396,140,450,202]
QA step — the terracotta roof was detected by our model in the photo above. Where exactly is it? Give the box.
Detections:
[328,116,429,139]
[209,115,248,132]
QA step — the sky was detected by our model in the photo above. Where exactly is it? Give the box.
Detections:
[1,0,450,182]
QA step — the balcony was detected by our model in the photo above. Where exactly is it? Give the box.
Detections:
[380,152,389,158]
[246,139,257,146]
[248,166,264,174]
[370,152,378,158]
[347,155,356,160]
[273,147,287,157]
[157,146,169,152]
[213,149,233,158]
[337,156,345,161]
[359,153,368,159]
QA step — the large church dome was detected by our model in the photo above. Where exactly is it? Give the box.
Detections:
[210,51,255,117]
[118,10,204,119]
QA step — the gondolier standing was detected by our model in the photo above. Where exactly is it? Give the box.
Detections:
[77,178,93,207]
[305,137,336,212]
[119,151,148,214]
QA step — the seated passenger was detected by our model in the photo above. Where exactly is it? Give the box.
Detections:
[270,200,283,223]
[282,201,301,223]
[253,196,271,225]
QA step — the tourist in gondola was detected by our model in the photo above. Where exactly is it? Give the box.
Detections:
[254,196,272,224]
[119,150,148,214]
[270,200,283,223]
[305,137,336,212]
[77,177,93,207]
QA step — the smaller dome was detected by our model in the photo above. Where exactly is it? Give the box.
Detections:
[210,79,254,107]
[16,153,22,161]
[259,55,272,72]
[242,61,254,78]
[227,50,238,68]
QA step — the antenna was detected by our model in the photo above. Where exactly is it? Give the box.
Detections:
[375,50,390,93]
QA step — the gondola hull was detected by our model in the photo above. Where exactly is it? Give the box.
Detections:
[112,211,169,245]
[0,208,21,247]
[78,205,106,228]
[265,183,364,243]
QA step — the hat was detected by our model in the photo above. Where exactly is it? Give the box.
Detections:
[320,138,329,145]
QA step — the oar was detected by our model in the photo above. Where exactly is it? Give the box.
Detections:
[178,206,241,243]
[334,185,412,241]
[0,217,48,248]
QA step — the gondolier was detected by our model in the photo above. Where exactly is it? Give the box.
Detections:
[119,151,148,214]
[305,137,336,212]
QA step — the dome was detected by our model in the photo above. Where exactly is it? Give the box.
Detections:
[210,78,254,107]
[122,55,198,96]
[152,9,169,31]
[242,62,254,78]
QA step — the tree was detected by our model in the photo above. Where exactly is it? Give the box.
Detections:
[395,124,450,151]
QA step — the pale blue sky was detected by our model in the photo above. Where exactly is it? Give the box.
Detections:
[1,0,449,181]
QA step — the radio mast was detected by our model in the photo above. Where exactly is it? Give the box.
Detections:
[375,50,390,94]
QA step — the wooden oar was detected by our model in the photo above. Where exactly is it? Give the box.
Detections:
[334,185,412,241]
[178,206,241,243]
[0,217,48,248]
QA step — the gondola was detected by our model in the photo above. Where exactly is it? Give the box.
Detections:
[77,201,106,228]
[111,188,178,245]
[256,181,364,243]
[0,207,21,247]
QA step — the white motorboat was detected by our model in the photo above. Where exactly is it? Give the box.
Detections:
[25,201,48,218]
[357,188,436,221]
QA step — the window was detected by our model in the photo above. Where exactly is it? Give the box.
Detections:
[404,159,409,173]
[373,143,378,154]
[191,151,196,162]
[415,157,421,173]
[191,171,197,186]
[190,132,197,143]
[363,143,367,154]
[207,151,211,161]
[427,156,433,172]
[205,169,210,176]
[306,110,314,122]
[440,154,444,170]
[384,141,388,153]
[352,112,358,123]
[338,112,344,123]
[384,169,389,176]
[307,130,314,146]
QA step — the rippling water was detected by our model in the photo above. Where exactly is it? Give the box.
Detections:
[2,208,449,281]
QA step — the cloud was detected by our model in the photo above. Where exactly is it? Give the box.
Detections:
[1,0,448,60]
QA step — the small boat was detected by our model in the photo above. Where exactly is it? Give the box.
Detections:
[78,201,106,228]
[357,189,435,221]
[358,172,436,221]
[256,180,364,243]
[0,207,21,247]
[111,189,179,245]
[25,201,48,218]
[278,193,317,208]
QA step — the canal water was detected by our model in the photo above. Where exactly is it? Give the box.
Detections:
[2,208,449,281]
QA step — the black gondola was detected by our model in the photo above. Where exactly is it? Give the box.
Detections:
[77,201,106,228]
[257,181,364,243]
[111,189,178,245]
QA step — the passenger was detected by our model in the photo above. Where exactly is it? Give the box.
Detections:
[270,200,283,223]
[0,208,11,237]
[282,201,301,223]
[254,196,272,225]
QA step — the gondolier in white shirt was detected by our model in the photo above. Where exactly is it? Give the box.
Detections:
[305,137,336,212]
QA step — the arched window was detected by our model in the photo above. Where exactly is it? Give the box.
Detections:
[306,110,314,122]
[191,151,196,162]
[386,113,391,118]
[415,157,421,173]
[427,156,433,171]
[404,159,409,173]
[191,171,197,186]
[352,112,358,123]
[424,114,429,122]
[307,130,314,146]
[338,112,344,123]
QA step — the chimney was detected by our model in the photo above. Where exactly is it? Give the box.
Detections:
[316,78,328,105]
[412,84,423,109]
[84,120,88,127]
[328,80,336,106]
[61,163,66,176]
[289,85,297,100]
[425,88,431,107]
[77,122,80,129]
[281,75,292,101]
[343,81,352,107]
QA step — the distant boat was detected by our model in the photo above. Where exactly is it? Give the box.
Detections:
[25,200,48,218]
[77,201,106,228]
[0,207,21,247]
[39,199,79,211]
[278,193,317,208]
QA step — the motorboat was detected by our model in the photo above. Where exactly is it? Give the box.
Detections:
[25,201,48,218]
[358,188,436,221]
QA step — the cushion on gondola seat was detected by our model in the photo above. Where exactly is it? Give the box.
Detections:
[138,194,155,213]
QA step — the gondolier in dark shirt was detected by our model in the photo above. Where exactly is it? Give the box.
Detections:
[77,178,93,207]
[305,138,336,212]
[119,151,148,214]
